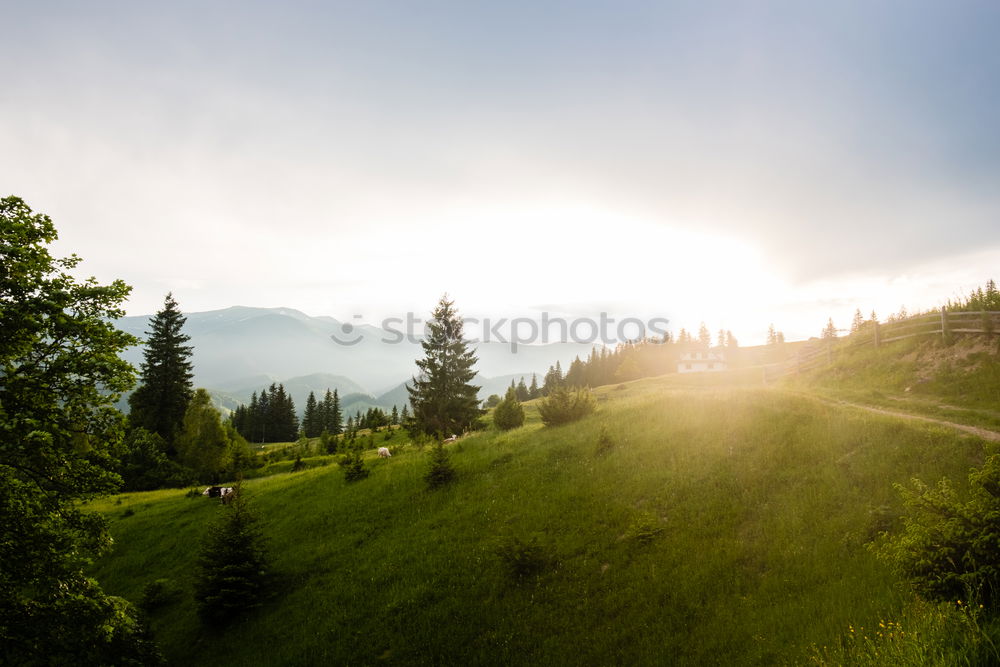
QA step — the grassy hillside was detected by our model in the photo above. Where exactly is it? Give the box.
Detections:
[89,375,993,665]
[792,334,1000,431]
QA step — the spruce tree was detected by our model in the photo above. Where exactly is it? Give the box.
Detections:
[528,373,541,399]
[565,357,587,388]
[493,386,525,431]
[303,391,320,438]
[697,322,711,348]
[329,389,342,435]
[543,363,563,396]
[406,295,481,436]
[850,308,865,334]
[822,317,838,340]
[128,293,194,450]
[515,377,530,401]
[193,485,268,626]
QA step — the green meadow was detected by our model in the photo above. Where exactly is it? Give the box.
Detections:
[89,375,994,665]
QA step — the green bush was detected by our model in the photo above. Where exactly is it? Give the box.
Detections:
[595,427,615,455]
[538,387,596,426]
[424,442,455,489]
[874,454,1000,606]
[342,450,369,482]
[492,387,525,431]
[140,579,182,612]
[496,535,551,580]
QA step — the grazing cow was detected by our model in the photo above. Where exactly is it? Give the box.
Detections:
[443,434,458,444]
[203,486,222,498]
[220,487,236,505]
[377,447,391,458]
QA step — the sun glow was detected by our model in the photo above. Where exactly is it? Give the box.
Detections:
[340,203,783,337]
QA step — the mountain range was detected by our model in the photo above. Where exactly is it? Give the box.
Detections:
[116,306,594,416]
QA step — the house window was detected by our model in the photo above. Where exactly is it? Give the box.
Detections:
[685,363,692,370]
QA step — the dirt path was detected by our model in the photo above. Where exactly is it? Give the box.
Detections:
[811,395,1000,443]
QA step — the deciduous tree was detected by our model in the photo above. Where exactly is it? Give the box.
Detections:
[0,196,161,664]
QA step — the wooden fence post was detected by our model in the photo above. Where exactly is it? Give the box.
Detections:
[940,307,949,343]
[873,320,880,348]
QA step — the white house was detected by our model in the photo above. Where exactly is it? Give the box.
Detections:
[677,349,727,374]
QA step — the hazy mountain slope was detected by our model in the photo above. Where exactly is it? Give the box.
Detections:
[117,306,592,395]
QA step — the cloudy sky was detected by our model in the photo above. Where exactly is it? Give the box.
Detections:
[3,1,999,343]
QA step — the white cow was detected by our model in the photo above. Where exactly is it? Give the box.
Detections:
[377,447,392,458]
[443,434,458,444]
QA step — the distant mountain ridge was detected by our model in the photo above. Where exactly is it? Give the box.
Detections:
[117,305,593,414]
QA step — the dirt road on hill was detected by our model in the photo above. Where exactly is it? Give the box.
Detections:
[812,395,1000,443]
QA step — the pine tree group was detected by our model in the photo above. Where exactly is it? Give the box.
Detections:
[231,383,299,443]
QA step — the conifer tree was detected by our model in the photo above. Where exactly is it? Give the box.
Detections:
[328,389,342,435]
[391,405,399,425]
[528,373,541,399]
[565,356,587,387]
[493,386,525,430]
[543,363,564,395]
[128,293,194,450]
[303,391,320,438]
[850,308,865,334]
[697,322,711,348]
[515,377,530,401]
[193,485,268,626]
[822,317,838,340]
[407,295,481,436]
[766,324,778,346]
[425,441,455,489]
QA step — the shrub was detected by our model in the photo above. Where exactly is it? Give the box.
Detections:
[342,449,369,482]
[624,511,663,545]
[538,387,596,426]
[140,579,181,613]
[193,485,269,627]
[595,427,615,455]
[291,456,306,472]
[873,454,1000,606]
[425,442,455,489]
[493,387,525,431]
[496,535,551,580]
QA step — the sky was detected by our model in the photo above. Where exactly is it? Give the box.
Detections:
[3,1,999,344]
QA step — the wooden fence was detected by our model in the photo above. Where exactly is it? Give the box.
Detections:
[762,309,1000,381]
[851,308,1000,347]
